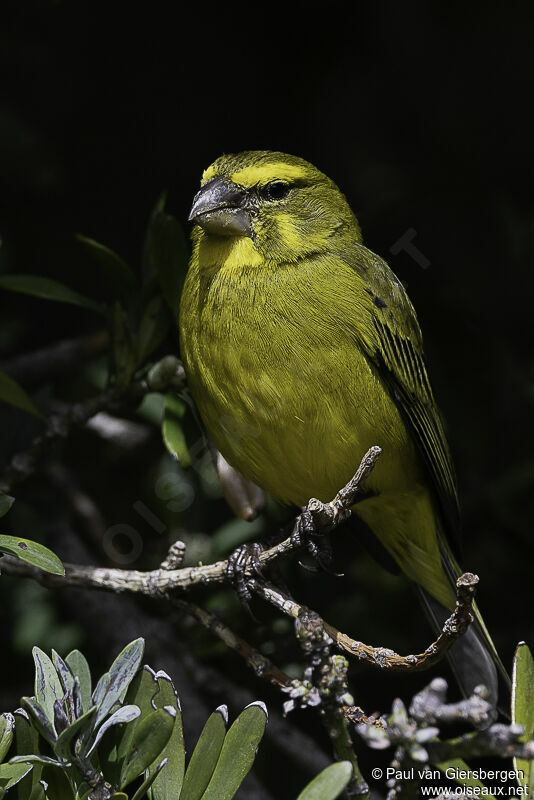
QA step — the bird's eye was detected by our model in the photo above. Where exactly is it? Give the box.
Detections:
[261,181,291,201]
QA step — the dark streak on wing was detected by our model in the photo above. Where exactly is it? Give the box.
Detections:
[351,244,462,553]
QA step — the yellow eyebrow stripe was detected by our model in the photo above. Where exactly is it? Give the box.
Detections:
[229,163,310,186]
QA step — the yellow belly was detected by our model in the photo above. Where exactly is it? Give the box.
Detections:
[180,257,453,608]
[192,336,418,506]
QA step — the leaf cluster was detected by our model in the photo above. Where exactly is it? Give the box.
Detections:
[0,639,352,800]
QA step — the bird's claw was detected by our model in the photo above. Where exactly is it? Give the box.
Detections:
[291,508,343,577]
[225,542,264,616]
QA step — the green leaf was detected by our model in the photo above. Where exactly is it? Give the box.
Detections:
[0,494,14,519]
[120,708,175,789]
[296,762,353,800]
[0,371,42,418]
[14,709,42,800]
[95,638,144,726]
[115,666,157,768]
[145,672,184,800]
[9,755,63,767]
[41,764,74,797]
[0,274,104,313]
[51,651,75,695]
[435,758,496,798]
[0,763,32,789]
[65,650,92,713]
[145,204,188,318]
[32,648,64,729]
[92,671,111,711]
[14,709,40,757]
[54,706,97,762]
[76,235,139,299]
[131,758,167,800]
[200,701,268,800]
[161,393,190,467]
[20,699,56,745]
[512,641,534,794]
[27,782,48,800]
[112,302,137,390]
[181,705,227,800]
[0,535,64,577]
[0,536,64,575]
[88,705,140,756]
[136,295,171,366]
[0,714,14,762]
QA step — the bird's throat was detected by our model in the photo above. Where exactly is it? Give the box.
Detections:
[197,233,264,274]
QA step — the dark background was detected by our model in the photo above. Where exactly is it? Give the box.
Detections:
[1,1,533,797]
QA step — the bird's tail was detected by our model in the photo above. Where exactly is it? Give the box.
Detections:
[417,586,501,711]
[354,491,509,707]
[421,532,510,711]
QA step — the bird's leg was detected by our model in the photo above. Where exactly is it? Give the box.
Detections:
[290,502,346,575]
[225,542,265,614]
[225,525,295,613]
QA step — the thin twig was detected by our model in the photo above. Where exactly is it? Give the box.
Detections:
[426,724,534,763]
[249,573,477,672]
[0,331,109,388]
[170,596,293,690]
[0,560,477,675]
[1,445,475,675]
[289,609,370,798]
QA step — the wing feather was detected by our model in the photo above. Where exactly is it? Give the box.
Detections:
[350,243,461,547]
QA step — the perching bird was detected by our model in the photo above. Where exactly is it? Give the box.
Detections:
[179,150,507,702]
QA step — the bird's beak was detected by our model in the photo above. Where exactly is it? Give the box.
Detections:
[188,177,252,237]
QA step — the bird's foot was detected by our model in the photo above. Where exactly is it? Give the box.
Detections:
[290,505,343,576]
[225,542,264,615]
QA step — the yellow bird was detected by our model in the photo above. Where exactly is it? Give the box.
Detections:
[179,150,506,701]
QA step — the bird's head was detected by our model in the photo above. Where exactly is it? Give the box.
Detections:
[188,151,362,269]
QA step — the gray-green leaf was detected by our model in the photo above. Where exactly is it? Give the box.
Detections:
[200,701,268,800]
[65,650,92,713]
[0,763,32,789]
[88,705,140,756]
[180,705,227,800]
[116,666,157,767]
[27,781,48,800]
[92,672,111,711]
[95,638,144,726]
[120,708,175,789]
[20,698,56,745]
[145,671,184,800]
[0,714,15,762]
[33,648,65,730]
[0,536,64,575]
[54,706,97,762]
[296,762,353,800]
[9,755,63,768]
[131,758,167,800]
[51,651,75,695]
[14,709,42,799]
[0,274,104,313]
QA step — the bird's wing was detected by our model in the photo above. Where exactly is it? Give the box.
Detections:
[350,242,461,547]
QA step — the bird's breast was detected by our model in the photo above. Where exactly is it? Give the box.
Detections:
[180,260,415,505]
